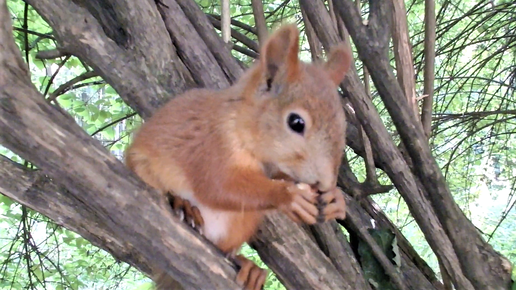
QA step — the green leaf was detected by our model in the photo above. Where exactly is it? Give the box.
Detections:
[33,266,43,281]
[105,86,117,95]
[66,57,81,68]
[87,103,100,114]
[103,127,116,139]
[59,93,74,100]
[357,228,399,290]
[33,59,46,70]
[90,112,99,122]
[99,110,111,120]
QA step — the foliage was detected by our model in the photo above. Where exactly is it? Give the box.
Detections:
[1,0,515,289]
[357,229,401,290]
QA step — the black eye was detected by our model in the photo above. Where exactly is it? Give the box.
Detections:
[287,113,305,134]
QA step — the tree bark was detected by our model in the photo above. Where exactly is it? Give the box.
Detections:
[329,0,512,289]
[251,213,358,290]
[421,0,436,138]
[250,0,268,45]
[391,0,419,120]
[0,4,241,288]
[25,0,196,120]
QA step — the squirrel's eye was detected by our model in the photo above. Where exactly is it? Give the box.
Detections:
[287,113,305,135]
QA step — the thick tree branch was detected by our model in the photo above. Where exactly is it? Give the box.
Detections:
[174,0,244,82]
[391,0,419,119]
[0,3,241,287]
[332,0,512,288]
[158,0,230,88]
[26,0,195,120]
[301,5,323,62]
[299,0,476,289]
[251,213,357,290]
[0,155,154,274]
[307,221,371,290]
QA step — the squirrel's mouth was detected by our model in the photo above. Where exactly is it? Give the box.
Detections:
[270,170,323,194]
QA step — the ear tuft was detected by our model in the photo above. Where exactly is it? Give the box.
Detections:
[324,44,353,86]
[260,24,301,86]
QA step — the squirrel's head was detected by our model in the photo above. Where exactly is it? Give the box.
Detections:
[240,24,352,193]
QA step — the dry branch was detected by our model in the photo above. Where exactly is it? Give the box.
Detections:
[250,0,268,45]
[221,0,231,43]
[391,0,419,120]
[208,15,260,52]
[330,0,512,288]
[421,0,436,139]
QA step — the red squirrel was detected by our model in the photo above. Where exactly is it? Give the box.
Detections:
[125,24,352,290]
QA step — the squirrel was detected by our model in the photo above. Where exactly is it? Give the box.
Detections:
[125,23,352,290]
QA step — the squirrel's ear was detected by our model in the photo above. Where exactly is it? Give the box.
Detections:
[324,44,352,86]
[260,24,301,85]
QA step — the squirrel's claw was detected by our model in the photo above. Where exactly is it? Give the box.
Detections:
[317,187,346,222]
[167,193,205,235]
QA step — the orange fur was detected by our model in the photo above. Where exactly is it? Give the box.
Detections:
[125,23,352,288]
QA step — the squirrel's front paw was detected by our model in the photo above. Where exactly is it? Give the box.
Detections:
[281,183,319,225]
[316,187,346,223]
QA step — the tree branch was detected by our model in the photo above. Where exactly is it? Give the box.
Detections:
[421,0,436,139]
[26,0,195,119]
[208,15,260,52]
[251,213,358,290]
[391,0,419,119]
[158,0,230,88]
[46,70,98,103]
[35,48,68,60]
[250,0,268,45]
[332,1,512,288]
[299,0,475,289]
[0,3,241,287]
[174,0,244,82]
